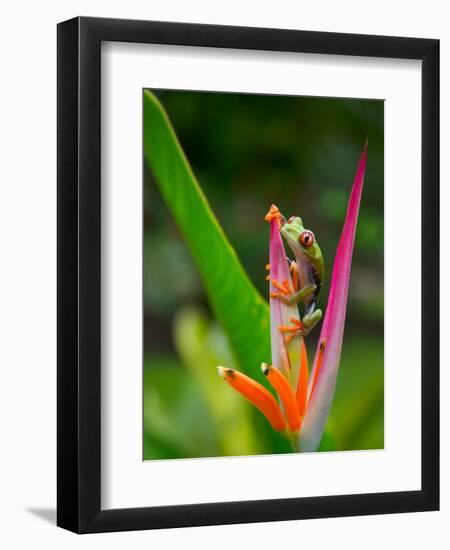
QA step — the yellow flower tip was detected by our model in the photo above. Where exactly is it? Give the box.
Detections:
[261,362,270,376]
[217,366,232,380]
[264,204,285,227]
[264,203,279,221]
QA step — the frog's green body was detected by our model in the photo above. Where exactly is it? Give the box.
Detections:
[280,216,324,335]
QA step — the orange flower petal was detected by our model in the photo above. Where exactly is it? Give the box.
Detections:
[218,367,286,431]
[296,338,309,418]
[262,363,301,432]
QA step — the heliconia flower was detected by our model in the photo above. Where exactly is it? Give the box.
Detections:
[266,205,303,390]
[299,142,367,451]
[218,143,367,451]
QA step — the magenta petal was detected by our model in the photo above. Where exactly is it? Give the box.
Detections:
[269,216,301,387]
[299,143,368,452]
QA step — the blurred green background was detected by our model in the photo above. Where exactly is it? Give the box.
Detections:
[143,90,384,460]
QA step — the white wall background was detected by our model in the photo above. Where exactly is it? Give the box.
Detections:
[0,1,447,547]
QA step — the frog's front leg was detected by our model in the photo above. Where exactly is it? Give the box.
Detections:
[270,282,317,306]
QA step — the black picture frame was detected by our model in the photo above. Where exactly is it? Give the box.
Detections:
[57,16,439,533]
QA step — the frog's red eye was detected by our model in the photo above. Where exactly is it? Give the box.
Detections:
[288,216,296,224]
[299,230,315,248]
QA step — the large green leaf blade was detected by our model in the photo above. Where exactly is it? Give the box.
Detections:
[143,90,270,377]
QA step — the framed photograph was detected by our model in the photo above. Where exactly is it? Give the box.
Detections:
[57,17,439,533]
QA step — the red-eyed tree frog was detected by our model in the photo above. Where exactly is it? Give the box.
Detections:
[278,216,324,335]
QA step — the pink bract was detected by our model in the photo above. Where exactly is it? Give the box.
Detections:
[299,142,367,451]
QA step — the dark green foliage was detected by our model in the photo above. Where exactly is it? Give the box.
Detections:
[143,90,384,459]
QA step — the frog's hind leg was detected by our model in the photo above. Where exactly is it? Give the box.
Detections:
[269,260,317,306]
[301,308,322,336]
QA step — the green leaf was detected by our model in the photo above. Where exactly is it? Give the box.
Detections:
[173,306,262,456]
[317,431,337,452]
[143,358,220,459]
[326,334,384,450]
[143,90,270,378]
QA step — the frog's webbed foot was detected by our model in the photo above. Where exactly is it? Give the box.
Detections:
[278,318,304,344]
[269,277,293,304]
[278,309,322,341]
